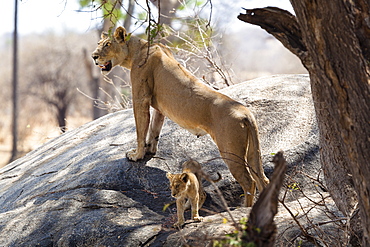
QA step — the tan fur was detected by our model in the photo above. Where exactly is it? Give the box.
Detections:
[166,172,203,227]
[92,26,270,206]
[182,160,221,210]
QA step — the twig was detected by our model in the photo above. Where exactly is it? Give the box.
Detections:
[164,22,232,87]
[279,197,322,246]
[200,169,240,231]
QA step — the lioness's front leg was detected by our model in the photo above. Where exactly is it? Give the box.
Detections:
[146,109,165,154]
[126,98,151,161]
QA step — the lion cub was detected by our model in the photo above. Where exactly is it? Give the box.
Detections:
[182,160,221,210]
[166,171,203,227]
[167,160,222,228]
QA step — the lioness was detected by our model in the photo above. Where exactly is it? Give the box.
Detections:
[92,26,269,206]
[166,171,203,227]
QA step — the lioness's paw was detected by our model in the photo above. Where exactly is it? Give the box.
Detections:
[126,149,144,161]
[193,216,203,222]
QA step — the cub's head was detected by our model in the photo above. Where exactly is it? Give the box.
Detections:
[166,173,190,198]
[91,26,129,75]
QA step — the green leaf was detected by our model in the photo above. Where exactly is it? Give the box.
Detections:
[178,0,206,10]
[79,0,91,8]
[126,33,132,42]
[162,203,171,212]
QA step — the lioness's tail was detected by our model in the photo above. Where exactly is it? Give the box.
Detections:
[246,116,270,192]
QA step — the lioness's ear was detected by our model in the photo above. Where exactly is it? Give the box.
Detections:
[101,32,108,40]
[180,173,189,183]
[114,26,127,43]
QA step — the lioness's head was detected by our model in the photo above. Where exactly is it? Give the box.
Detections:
[166,173,190,198]
[91,26,129,75]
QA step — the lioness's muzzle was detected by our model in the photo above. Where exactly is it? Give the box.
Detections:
[92,55,99,64]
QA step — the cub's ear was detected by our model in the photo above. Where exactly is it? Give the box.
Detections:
[166,173,173,180]
[101,32,108,40]
[180,173,189,183]
[114,26,127,43]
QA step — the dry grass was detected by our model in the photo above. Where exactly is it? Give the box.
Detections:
[0,113,91,168]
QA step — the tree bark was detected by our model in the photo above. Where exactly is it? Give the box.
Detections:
[238,1,370,245]
[56,105,68,133]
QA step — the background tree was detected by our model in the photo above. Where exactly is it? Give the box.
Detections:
[24,34,89,133]
[149,0,181,26]
[10,0,19,162]
[238,1,370,245]
[79,0,135,119]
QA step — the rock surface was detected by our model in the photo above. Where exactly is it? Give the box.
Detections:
[0,75,341,246]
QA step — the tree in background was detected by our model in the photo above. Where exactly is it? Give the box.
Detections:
[10,0,19,162]
[79,0,135,119]
[239,1,369,245]
[24,34,89,133]
[149,0,181,26]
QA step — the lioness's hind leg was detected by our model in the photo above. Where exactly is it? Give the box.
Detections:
[216,132,257,207]
[227,158,256,207]
[146,109,165,154]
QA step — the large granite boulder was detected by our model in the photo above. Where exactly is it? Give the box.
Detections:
[0,75,335,246]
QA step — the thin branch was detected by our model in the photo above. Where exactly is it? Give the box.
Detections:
[202,0,213,29]
[200,169,240,231]
[165,23,232,87]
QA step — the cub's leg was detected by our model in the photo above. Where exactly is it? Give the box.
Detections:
[126,98,151,161]
[174,197,186,228]
[190,194,203,222]
[185,189,206,211]
[146,109,165,154]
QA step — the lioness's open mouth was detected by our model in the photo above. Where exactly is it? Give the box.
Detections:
[98,61,112,72]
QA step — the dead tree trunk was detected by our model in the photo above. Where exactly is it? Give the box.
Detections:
[55,103,68,133]
[238,1,370,245]
[83,48,101,120]
[242,151,287,246]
